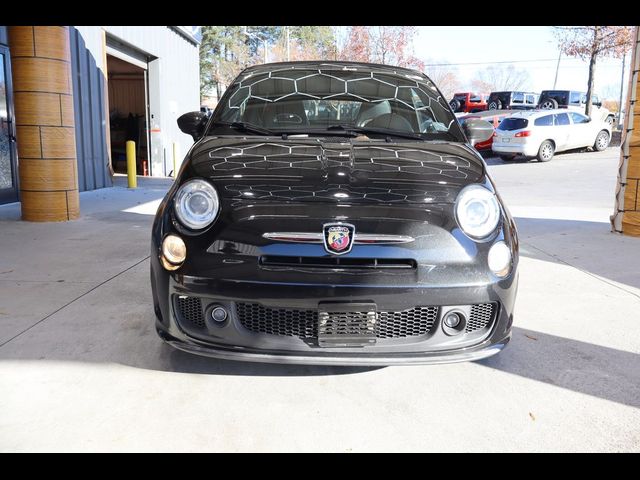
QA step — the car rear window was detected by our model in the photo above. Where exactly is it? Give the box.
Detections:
[498,118,528,131]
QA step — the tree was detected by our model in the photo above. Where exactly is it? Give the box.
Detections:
[423,60,461,100]
[471,64,531,93]
[269,26,337,62]
[340,26,372,63]
[553,26,634,116]
[199,26,278,102]
[338,26,424,70]
[200,26,338,103]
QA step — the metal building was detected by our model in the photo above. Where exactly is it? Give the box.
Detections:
[0,26,200,220]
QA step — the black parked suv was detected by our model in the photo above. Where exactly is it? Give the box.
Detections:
[487,91,539,110]
[537,90,614,126]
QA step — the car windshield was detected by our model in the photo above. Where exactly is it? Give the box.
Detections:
[207,65,465,142]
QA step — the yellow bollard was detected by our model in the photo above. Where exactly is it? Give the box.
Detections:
[172,142,177,179]
[126,140,137,188]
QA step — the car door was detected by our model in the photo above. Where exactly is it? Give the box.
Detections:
[525,94,537,109]
[552,113,571,151]
[567,112,593,148]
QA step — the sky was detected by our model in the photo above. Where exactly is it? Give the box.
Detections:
[413,26,630,99]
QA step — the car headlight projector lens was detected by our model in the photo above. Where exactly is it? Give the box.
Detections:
[488,241,512,277]
[455,184,500,239]
[161,234,186,270]
[174,179,219,230]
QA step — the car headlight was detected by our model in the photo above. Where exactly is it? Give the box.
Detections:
[455,184,500,239]
[174,179,219,230]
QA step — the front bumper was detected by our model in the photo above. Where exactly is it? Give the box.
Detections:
[161,330,511,366]
[151,259,517,365]
[150,197,519,366]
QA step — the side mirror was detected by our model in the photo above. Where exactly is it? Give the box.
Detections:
[462,118,494,146]
[177,111,208,141]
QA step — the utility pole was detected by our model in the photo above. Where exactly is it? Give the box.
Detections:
[617,52,626,130]
[553,50,561,89]
[286,26,290,61]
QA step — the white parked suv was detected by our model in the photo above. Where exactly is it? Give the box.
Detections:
[492,109,611,162]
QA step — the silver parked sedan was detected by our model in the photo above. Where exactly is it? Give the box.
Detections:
[492,109,611,162]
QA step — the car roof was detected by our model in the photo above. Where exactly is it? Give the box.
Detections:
[540,89,584,94]
[460,109,513,117]
[505,108,586,119]
[490,91,537,94]
[240,60,426,78]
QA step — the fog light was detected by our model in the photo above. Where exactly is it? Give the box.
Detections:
[211,306,228,323]
[488,241,512,277]
[444,312,461,328]
[161,234,186,271]
[442,310,466,336]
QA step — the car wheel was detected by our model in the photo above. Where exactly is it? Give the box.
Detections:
[539,97,558,110]
[449,99,461,112]
[488,100,502,110]
[605,115,614,127]
[537,140,555,162]
[593,130,610,151]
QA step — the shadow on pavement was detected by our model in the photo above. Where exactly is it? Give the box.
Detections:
[514,216,640,290]
[478,327,640,408]
[159,327,640,406]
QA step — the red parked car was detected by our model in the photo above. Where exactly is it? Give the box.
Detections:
[458,110,513,151]
[449,92,489,113]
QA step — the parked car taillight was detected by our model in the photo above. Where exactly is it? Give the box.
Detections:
[514,131,531,137]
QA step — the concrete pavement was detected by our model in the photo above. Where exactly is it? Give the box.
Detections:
[1,150,639,452]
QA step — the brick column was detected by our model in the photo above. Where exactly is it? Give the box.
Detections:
[8,26,79,221]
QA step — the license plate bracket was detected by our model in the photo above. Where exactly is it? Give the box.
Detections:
[317,302,377,347]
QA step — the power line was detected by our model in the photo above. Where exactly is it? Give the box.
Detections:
[424,58,559,67]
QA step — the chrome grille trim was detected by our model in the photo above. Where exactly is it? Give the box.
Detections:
[262,232,414,244]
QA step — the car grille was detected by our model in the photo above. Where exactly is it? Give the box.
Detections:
[174,296,498,340]
[237,303,439,339]
[236,303,317,338]
[466,303,497,332]
[175,295,205,329]
[259,255,416,270]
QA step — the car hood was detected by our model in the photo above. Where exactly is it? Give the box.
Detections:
[188,136,486,205]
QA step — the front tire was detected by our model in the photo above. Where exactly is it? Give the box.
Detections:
[449,99,461,112]
[593,130,610,151]
[537,140,555,162]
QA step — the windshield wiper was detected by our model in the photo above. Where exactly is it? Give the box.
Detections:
[326,124,423,140]
[222,121,275,136]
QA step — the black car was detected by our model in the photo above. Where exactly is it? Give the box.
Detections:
[487,91,539,110]
[151,61,519,365]
[537,90,614,126]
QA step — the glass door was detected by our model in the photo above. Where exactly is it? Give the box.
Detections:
[1,45,18,204]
